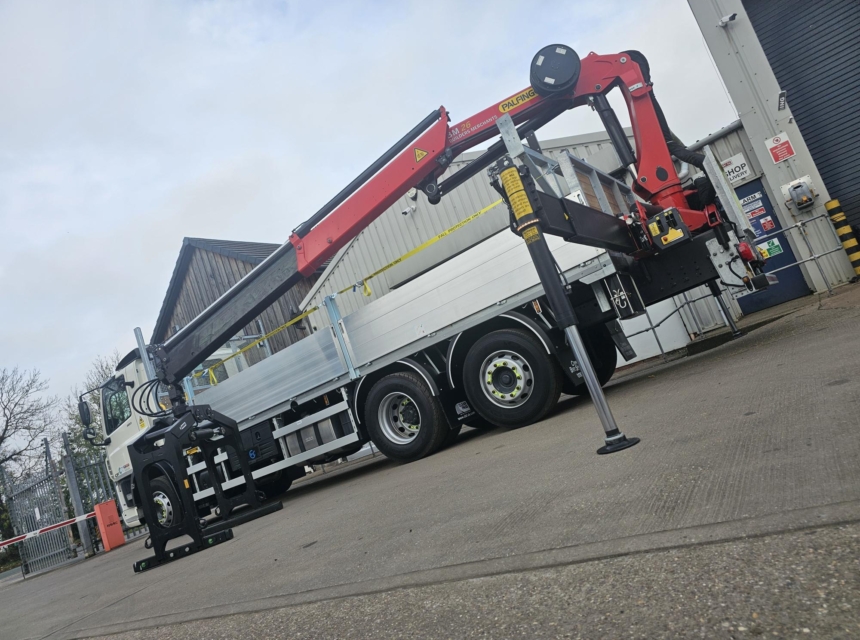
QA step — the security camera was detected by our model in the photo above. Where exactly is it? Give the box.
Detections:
[718,13,737,27]
[402,206,416,216]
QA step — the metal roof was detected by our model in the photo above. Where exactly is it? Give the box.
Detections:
[150,238,284,344]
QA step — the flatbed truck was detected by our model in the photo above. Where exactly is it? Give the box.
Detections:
[77,44,771,570]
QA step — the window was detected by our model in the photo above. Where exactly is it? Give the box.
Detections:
[102,377,132,435]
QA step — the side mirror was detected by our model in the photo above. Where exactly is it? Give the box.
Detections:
[78,400,92,427]
[83,427,110,447]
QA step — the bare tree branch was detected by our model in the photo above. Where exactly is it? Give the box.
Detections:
[0,368,58,468]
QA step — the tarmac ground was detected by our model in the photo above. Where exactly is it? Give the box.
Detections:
[2,284,859,640]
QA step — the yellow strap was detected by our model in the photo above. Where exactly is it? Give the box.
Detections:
[192,305,320,379]
[336,198,505,295]
[195,198,504,384]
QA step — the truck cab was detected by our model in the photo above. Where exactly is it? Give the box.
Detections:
[84,348,311,529]
[90,349,156,527]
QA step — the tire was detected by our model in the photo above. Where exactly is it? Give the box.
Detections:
[462,328,562,429]
[257,471,293,499]
[562,325,618,395]
[149,476,183,529]
[364,372,449,462]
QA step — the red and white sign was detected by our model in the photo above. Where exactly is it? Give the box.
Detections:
[746,206,767,219]
[760,216,776,232]
[766,132,796,163]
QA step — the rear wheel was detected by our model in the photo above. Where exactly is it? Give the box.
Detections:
[365,372,449,462]
[463,328,562,429]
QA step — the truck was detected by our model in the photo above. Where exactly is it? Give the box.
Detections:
[78,44,772,569]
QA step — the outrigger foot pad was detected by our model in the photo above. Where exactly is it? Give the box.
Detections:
[597,433,640,455]
[134,529,234,573]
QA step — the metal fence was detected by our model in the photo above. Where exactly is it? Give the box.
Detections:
[1,440,76,576]
[60,432,147,558]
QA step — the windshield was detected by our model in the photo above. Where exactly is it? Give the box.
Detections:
[102,376,132,435]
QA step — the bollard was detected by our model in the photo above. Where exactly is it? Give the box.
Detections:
[94,501,126,551]
[825,200,860,278]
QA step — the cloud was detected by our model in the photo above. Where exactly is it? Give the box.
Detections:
[0,0,736,399]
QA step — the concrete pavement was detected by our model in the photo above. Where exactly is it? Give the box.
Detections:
[2,284,859,640]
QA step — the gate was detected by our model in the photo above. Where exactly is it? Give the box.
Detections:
[1,440,76,575]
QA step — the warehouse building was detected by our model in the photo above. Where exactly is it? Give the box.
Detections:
[151,238,319,385]
[691,0,857,290]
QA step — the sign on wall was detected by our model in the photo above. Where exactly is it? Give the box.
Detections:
[721,152,752,184]
[765,132,796,163]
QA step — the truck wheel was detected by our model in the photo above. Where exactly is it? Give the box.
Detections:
[463,328,562,429]
[562,325,618,395]
[150,476,183,528]
[365,372,449,462]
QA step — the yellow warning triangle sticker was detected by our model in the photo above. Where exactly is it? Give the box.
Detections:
[414,148,428,163]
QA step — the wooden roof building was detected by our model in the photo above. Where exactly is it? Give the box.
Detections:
[151,238,320,367]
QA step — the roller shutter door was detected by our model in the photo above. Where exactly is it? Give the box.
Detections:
[743,0,860,226]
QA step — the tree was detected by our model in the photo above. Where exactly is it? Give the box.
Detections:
[59,351,121,457]
[0,368,57,469]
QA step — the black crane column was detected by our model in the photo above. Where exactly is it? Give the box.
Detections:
[493,157,639,454]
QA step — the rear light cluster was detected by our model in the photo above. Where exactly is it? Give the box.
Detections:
[737,241,756,263]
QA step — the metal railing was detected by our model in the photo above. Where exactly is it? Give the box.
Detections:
[752,212,844,296]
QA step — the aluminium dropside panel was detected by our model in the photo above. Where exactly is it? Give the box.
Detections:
[197,231,611,429]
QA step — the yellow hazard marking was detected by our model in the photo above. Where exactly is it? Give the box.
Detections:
[830,213,846,222]
[523,225,540,244]
[183,479,190,489]
[648,222,660,237]
[499,87,537,113]
[843,238,858,249]
[836,225,853,235]
[139,418,146,430]
[414,148,428,163]
[825,200,841,210]
[848,251,860,261]
[661,227,685,245]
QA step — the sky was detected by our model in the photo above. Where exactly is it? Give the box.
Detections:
[0,0,737,402]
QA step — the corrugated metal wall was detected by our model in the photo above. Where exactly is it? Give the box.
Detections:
[743,0,860,227]
[301,130,630,328]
